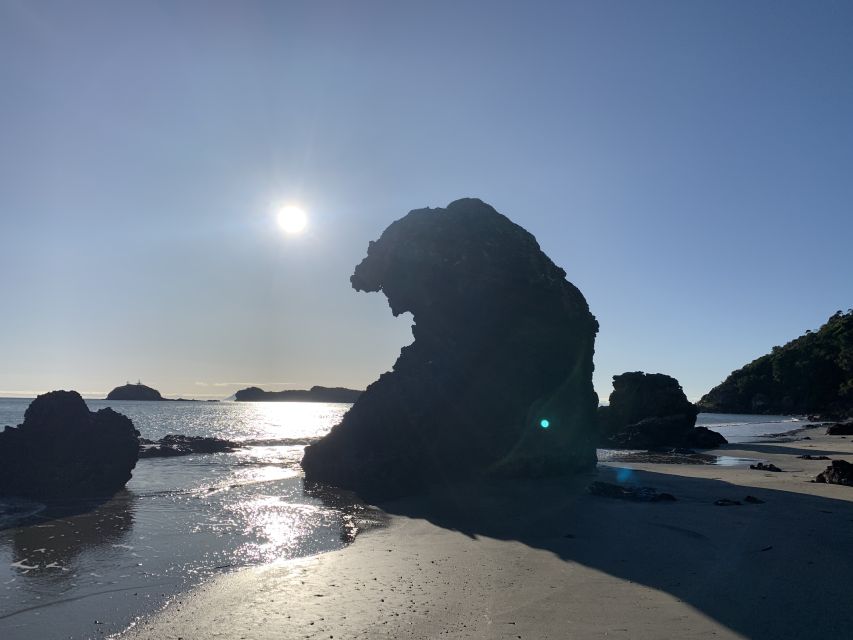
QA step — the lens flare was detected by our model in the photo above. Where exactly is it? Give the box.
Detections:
[616,467,634,483]
[539,418,550,429]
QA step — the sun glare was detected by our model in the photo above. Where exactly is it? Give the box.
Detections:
[277,205,308,234]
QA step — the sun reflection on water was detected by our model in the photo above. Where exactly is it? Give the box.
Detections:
[0,399,370,640]
[229,498,323,563]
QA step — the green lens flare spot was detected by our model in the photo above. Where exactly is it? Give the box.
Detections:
[539,419,550,429]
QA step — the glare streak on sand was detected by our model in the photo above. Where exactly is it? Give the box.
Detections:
[120,425,853,640]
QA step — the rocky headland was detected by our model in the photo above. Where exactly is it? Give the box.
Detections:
[698,309,853,417]
[599,371,727,449]
[234,386,362,403]
[302,198,600,501]
[0,391,140,500]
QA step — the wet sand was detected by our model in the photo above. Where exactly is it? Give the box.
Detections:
[120,426,853,639]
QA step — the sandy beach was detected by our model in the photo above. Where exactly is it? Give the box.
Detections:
[121,426,853,640]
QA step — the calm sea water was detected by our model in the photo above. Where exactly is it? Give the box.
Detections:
[0,399,369,640]
[0,399,806,639]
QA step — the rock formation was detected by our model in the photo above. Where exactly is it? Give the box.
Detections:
[685,426,728,448]
[106,383,163,401]
[815,460,853,486]
[826,422,853,435]
[302,198,599,501]
[139,434,241,458]
[599,372,726,448]
[234,386,362,403]
[698,310,853,417]
[0,391,140,500]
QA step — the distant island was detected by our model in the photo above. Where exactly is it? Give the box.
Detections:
[106,383,163,401]
[699,309,853,417]
[104,383,216,402]
[234,385,362,403]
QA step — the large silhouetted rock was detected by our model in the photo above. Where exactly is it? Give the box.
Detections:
[302,198,599,501]
[599,372,722,448]
[0,391,140,500]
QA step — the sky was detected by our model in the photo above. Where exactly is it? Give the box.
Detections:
[1,0,851,401]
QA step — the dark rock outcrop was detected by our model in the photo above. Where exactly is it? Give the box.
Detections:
[826,422,853,435]
[302,198,599,501]
[139,434,241,458]
[234,386,362,403]
[609,415,696,449]
[106,383,163,401]
[0,391,139,500]
[698,310,853,417]
[599,372,724,448]
[750,462,783,472]
[685,426,729,449]
[815,460,853,486]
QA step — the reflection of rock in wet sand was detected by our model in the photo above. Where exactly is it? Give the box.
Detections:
[9,491,135,580]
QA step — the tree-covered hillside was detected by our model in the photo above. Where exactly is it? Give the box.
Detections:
[698,310,853,416]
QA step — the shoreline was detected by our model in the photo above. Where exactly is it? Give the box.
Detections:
[119,425,853,639]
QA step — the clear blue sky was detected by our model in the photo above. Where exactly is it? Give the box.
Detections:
[1,1,851,401]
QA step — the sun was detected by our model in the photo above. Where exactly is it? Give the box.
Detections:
[276,205,308,234]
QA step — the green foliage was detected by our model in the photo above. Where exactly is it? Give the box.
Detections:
[698,310,853,416]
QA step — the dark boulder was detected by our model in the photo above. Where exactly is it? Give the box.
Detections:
[302,198,600,502]
[139,434,240,458]
[750,462,783,472]
[815,460,853,486]
[685,426,729,449]
[106,383,163,401]
[599,372,724,448]
[815,460,853,485]
[610,415,696,449]
[826,422,853,435]
[0,391,140,500]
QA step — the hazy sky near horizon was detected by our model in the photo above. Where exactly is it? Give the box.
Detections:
[1,1,851,401]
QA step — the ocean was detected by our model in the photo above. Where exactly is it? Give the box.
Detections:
[0,398,806,639]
